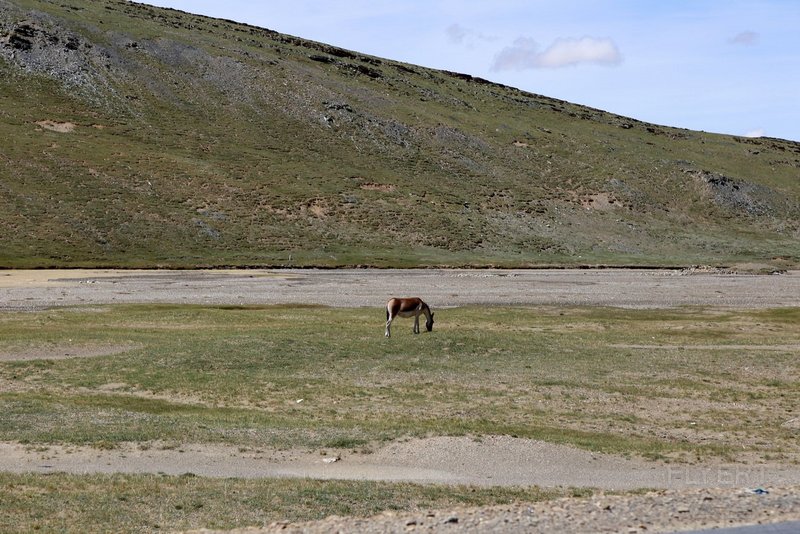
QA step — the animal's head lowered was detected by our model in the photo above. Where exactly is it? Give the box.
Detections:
[426,311,435,332]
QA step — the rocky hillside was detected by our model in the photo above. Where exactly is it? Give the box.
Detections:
[1,0,799,268]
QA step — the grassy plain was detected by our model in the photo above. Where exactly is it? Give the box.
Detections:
[0,303,799,531]
[1,304,798,457]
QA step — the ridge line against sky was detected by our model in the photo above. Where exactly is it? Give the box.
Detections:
[140,1,799,142]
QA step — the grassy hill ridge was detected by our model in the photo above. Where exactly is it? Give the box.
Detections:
[1,0,799,268]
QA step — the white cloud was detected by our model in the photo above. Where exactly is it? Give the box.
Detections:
[729,31,759,45]
[744,128,765,138]
[491,36,622,70]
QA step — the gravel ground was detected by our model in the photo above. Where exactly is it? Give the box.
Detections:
[1,268,799,311]
[239,488,800,533]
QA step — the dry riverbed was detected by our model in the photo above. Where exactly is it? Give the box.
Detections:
[1,268,799,311]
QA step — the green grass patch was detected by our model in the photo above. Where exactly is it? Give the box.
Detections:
[1,304,798,461]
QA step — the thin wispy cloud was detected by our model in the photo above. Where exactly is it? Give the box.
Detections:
[729,31,759,45]
[491,36,622,70]
[446,23,497,46]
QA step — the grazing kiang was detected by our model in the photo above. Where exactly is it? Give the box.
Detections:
[385,297,434,338]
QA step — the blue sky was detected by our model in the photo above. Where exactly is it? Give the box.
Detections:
[142,1,800,141]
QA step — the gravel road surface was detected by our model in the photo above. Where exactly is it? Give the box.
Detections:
[1,268,799,310]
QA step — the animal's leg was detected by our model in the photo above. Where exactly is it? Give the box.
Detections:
[414,314,420,334]
[385,317,392,338]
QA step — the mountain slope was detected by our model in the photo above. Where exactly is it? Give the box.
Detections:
[1,0,799,268]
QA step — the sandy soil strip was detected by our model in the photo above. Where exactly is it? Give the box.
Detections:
[2,436,798,491]
[0,269,128,288]
[0,269,280,288]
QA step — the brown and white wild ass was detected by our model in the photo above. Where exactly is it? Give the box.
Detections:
[385,297,434,338]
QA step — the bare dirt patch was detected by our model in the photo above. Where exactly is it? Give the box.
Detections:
[35,120,75,133]
[580,192,622,210]
[1,268,799,311]
[0,269,133,288]
[359,182,396,192]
